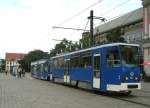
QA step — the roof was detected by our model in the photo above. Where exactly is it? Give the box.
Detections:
[5,53,26,61]
[94,8,143,35]
[31,59,48,65]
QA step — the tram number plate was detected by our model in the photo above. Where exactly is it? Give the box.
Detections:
[128,85,138,88]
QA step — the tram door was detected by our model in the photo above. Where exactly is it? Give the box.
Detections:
[93,53,101,89]
[64,59,70,83]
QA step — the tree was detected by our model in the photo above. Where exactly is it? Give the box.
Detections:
[50,38,80,57]
[0,59,5,72]
[79,32,91,48]
[18,49,49,72]
[106,27,126,43]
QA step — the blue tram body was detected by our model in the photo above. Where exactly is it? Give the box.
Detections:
[49,43,141,93]
[31,43,141,94]
[31,59,50,80]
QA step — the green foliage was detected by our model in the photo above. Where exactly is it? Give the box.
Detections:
[18,49,49,72]
[106,27,126,43]
[0,59,5,71]
[25,50,49,62]
[79,32,91,48]
[142,70,150,82]
[50,38,79,57]
[143,76,150,82]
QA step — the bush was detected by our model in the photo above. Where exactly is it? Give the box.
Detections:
[141,70,150,82]
[144,76,150,82]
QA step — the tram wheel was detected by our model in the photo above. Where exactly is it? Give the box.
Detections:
[52,77,55,82]
[120,90,132,95]
[47,76,50,81]
[125,90,132,95]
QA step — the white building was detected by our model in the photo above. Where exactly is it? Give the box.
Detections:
[5,53,25,74]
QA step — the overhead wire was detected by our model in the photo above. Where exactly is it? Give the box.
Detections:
[100,0,131,16]
[32,28,55,51]
[94,0,132,27]
[33,0,103,50]
[55,18,90,42]
[84,19,90,31]
[33,0,134,51]
[56,0,103,26]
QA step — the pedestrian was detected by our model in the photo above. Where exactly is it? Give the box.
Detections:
[5,70,7,75]
[22,69,25,77]
[17,65,22,78]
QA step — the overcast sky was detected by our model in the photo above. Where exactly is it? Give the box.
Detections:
[0,0,142,59]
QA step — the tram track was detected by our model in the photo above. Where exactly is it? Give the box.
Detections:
[54,81,150,107]
[96,89,150,108]
[137,89,150,94]
[60,82,150,107]
[108,95,150,108]
[45,79,150,107]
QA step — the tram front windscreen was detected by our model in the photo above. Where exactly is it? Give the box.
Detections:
[120,45,139,67]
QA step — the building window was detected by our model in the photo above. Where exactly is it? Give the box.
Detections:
[126,35,130,43]
[136,32,142,40]
[148,48,150,56]
[149,6,150,13]
[144,48,150,61]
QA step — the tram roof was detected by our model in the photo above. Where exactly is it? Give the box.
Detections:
[31,59,48,65]
[50,43,139,59]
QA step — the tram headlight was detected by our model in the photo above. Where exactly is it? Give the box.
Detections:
[125,77,129,80]
[135,77,138,80]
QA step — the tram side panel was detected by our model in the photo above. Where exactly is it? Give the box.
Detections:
[52,68,64,79]
[70,67,93,82]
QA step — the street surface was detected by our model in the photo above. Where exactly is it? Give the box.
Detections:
[0,73,150,108]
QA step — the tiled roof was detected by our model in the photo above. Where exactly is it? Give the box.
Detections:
[5,53,26,61]
[94,8,143,35]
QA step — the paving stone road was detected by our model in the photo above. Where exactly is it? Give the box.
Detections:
[0,73,149,108]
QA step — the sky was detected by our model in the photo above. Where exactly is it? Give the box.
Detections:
[0,0,142,59]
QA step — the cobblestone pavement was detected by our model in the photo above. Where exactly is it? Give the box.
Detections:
[0,73,150,108]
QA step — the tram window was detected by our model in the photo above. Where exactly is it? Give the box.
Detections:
[120,45,139,66]
[34,66,37,72]
[37,64,41,72]
[71,54,81,68]
[44,64,48,72]
[54,59,58,69]
[81,51,92,68]
[31,66,36,72]
[40,64,44,71]
[31,66,34,71]
[51,62,55,70]
[106,46,120,67]
[57,57,64,68]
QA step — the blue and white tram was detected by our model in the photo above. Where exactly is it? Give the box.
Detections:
[50,43,141,93]
[31,59,50,80]
[31,61,38,78]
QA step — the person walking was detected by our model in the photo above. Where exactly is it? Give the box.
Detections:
[5,70,7,75]
[22,69,25,77]
[17,65,22,78]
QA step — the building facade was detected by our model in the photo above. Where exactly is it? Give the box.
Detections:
[93,5,150,76]
[94,8,143,46]
[5,53,25,74]
[142,0,150,76]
